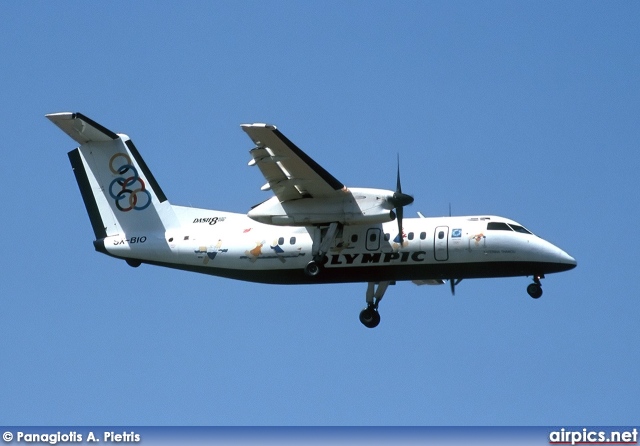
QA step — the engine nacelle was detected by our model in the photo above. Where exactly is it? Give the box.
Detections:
[248,187,397,226]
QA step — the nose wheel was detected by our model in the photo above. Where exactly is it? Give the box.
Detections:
[527,275,543,299]
[360,281,391,328]
[359,306,381,328]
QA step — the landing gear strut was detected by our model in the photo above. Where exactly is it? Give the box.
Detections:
[359,281,390,328]
[305,222,341,277]
[527,275,544,299]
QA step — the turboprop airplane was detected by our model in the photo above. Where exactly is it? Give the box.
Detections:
[47,112,577,328]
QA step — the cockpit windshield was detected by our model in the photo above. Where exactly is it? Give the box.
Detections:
[509,224,532,234]
[487,222,511,231]
[487,221,533,235]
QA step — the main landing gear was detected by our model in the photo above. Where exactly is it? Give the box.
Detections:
[304,222,341,277]
[527,275,544,299]
[304,261,321,277]
[359,281,391,328]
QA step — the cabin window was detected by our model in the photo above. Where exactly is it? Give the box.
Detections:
[278,237,284,245]
[508,224,532,234]
[168,237,174,242]
[384,233,390,241]
[408,232,414,240]
[351,234,358,243]
[487,222,512,231]
[290,237,296,245]
[420,232,426,240]
[438,231,445,240]
[184,236,189,240]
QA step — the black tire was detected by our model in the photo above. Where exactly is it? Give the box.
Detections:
[527,283,543,299]
[304,261,320,277]
[359,308,381,328]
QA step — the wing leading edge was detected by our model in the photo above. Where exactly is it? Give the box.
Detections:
[242,124,345,203]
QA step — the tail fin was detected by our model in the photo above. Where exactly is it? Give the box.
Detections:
[47,112,177,241]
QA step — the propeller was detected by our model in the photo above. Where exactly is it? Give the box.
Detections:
[387,155,414,244]
[449,278,463,296]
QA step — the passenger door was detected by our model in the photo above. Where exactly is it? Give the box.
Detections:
[434,226,449,261]
[366,228,381,251]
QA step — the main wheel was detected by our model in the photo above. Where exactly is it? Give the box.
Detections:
[527,283,543,299]
[304,261,321,277]
[359,308,381,328]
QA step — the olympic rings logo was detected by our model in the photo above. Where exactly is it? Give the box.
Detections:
[108,152,152,212]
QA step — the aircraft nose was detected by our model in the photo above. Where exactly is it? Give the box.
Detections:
[537,238,577,272]
[561,251,577,268]
[554,247,577,271]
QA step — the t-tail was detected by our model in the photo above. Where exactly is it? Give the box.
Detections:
[47,112,178,262]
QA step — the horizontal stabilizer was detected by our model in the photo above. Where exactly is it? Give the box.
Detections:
[46,112,118,144]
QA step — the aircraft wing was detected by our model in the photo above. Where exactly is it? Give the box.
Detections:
[242,124,345,202]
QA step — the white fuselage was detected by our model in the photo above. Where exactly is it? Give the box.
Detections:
[100,205,576,285]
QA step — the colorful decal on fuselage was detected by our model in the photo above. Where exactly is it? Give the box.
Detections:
[471,233,485,245]
[241,240,304,263]
[392,230,409,251]
[195,239,228,265]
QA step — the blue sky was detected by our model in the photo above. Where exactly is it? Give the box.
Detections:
[1,1,638,426]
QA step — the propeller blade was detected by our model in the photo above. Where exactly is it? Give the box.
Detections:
[389,156,414,208]
[396,205,404,244]
[450,279,462,296]
[396,154,402,194]
[391,154,414,245]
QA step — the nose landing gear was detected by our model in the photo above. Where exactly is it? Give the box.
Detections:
[359,306,381,328]
[527,275,544,299]
[359,281,391,328]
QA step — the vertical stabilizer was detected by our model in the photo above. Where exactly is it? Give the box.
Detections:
[47,112,177,240]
